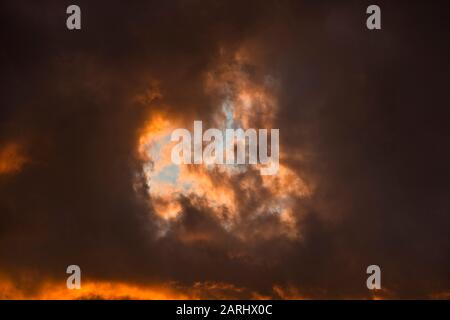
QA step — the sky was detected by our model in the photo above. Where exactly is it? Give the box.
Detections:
[0,0,449,299]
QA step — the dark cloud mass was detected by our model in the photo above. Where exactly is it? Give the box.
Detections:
[0,0,449,298]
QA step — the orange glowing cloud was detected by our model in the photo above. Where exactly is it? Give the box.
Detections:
[0,142,28,175]
[134,46,312,242]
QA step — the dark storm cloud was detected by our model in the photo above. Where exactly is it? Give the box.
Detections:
[0,0,449,298]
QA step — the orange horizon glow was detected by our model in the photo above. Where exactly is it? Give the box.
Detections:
[0,277,410,300]
[0,278,302,300]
